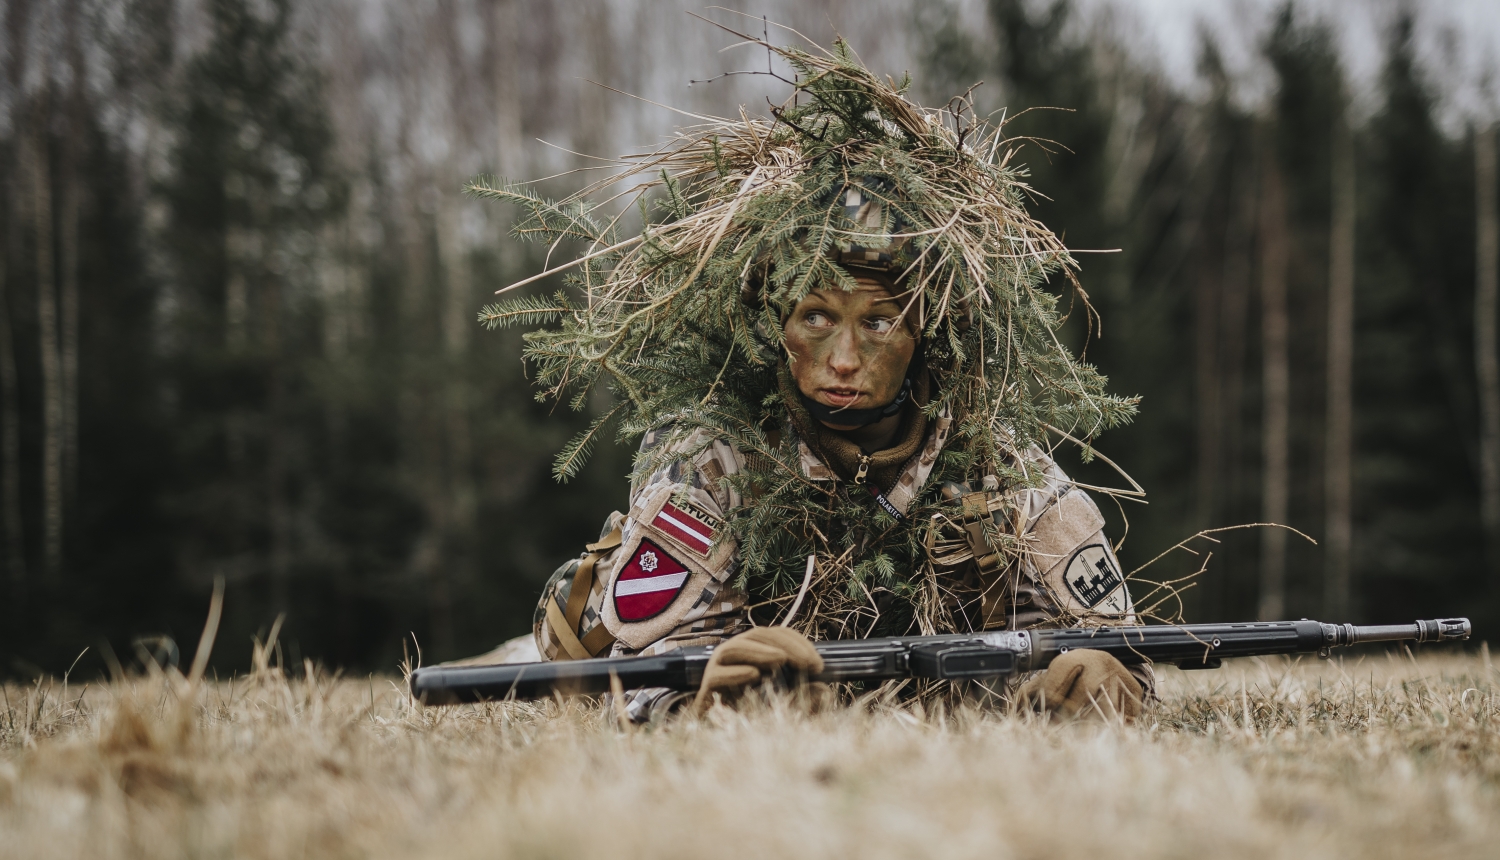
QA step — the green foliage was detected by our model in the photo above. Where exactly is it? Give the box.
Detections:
[478,292,573,331]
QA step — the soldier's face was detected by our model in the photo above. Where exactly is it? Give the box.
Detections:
[784,276,917,422]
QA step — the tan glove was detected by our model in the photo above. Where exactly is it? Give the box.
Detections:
[1017,649,1144,722]
[693,627,824,713]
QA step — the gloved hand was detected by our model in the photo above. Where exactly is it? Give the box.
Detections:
[1017,649,1144,722]
[693,627,824,713]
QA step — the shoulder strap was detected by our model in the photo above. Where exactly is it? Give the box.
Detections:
[554,526,623,660]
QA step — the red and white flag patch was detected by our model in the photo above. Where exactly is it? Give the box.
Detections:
[650,499,719,558]
[613,538,690,622]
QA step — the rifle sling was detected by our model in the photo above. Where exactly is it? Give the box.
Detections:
[554,526,623,660]
[545,597,591,661]
[580,621,615,655]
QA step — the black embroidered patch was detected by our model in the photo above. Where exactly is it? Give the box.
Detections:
[1064,543,1125,608]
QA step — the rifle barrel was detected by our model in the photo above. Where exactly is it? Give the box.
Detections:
[409,617,1471,704]
[411,652,703,705]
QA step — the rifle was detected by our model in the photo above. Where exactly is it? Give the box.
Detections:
[410,617,1471,705]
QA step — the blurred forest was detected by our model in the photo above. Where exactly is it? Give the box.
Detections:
[2,0,1498,676]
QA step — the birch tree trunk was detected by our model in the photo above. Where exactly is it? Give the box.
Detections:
[1195,239,1222,532]
[1219,158,1255,616]
[60,144,80,508]
[491,0,524,182]
[491,0,525,291]
[224,197,249,563]
[2,0,28,614]
[0,193,25,613]
[434,198,474,655]
[1325,110,1356,619]
[225,227,249,352]
[1258,139,1291,621]
[1475,124,1500,584]
[398,199,449,645]
[1193,140,1226,535]
[32,126,65,581]
[61,0,82,508]
[266,270,290,617]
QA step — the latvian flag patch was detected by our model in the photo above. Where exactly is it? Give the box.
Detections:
[613,539,690,622]
[650,499,719,558]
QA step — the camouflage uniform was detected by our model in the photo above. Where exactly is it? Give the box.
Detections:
[534,406,1153,721]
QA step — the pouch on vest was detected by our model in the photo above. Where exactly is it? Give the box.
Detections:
[533,513,624,661]
[925,482,1020,630]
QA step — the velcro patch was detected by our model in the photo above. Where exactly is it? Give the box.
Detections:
[613,539,690,622]
[650,499,719,558]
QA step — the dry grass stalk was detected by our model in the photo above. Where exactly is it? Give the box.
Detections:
[1,653,1497,859]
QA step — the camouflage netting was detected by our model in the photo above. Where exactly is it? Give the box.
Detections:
[474,33,1138,638]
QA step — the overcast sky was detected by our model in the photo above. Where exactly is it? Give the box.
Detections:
[1085,0,1499,123]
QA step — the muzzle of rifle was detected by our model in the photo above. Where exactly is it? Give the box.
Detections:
[1319,618,1471,647]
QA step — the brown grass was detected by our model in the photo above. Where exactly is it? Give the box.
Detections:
[2,652,1497,859]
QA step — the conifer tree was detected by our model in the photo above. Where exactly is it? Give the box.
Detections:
[1187,38,1261,618]
[160,0,345,638]
[1259,5,1347,619]
[0,0,181,667]
[1358,13,1483,620]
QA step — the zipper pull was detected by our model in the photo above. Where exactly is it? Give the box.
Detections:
[853,454,871,485]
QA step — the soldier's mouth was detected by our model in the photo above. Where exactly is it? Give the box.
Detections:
[818,388,864,408]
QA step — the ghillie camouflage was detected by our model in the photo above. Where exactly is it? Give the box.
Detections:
[475,34,1139,642]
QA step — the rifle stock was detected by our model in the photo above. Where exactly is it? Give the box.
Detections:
[410,617,1471,705]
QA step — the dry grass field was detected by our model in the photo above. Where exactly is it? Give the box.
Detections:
[1,650,1497,860]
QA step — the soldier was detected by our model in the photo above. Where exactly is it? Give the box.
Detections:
[473,40,1150,724]
[531,236,1148,722]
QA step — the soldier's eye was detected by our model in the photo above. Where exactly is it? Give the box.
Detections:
[865,317,896,334]
[804,311,832,327]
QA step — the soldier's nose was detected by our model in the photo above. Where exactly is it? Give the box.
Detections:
[828,333,861,375]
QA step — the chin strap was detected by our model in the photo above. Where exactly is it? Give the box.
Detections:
[799,377,911,428]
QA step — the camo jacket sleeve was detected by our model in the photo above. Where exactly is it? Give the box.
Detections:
[1001,443,1157,699]
[599,426,751,657]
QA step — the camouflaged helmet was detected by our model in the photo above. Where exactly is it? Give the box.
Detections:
[742,178,917,314]
[833,180,915,275]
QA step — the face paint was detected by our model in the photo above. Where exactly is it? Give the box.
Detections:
[784,276,918,427]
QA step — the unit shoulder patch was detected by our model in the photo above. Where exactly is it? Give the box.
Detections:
[613,538,691,622]
[1063,543,1125,609]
